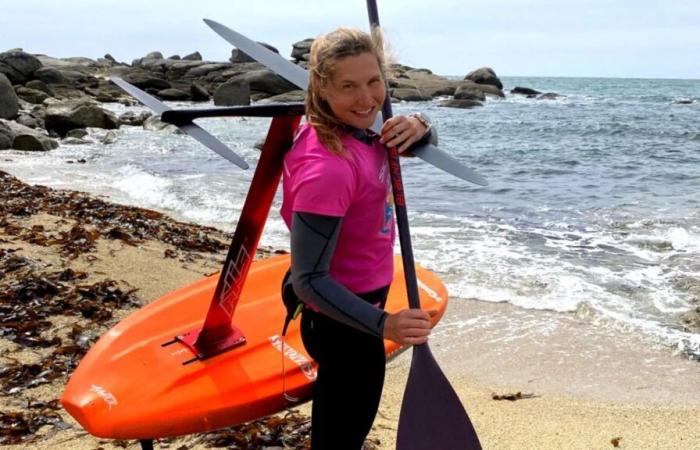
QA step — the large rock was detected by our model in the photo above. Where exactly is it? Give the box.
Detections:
[230,43,278,63]
[16,113,43,129]
[291,38,314,61]
[44,99,120,136]
[122,72,171,90]
[25,79,54,96]
[15,86,50,104]
[390,87,432,102]
[511,86,541,97]
[184,63,232,79]
[439,98,483,109]
[1,119,58,151]
[0,121,12,149]
[157,88,189,100]
[263,90,305,103]
[464,67,503,90]
[454,82,486,101]
[165,61,207,79]
[0,51,43,84]
[119,111,152,126]
[190,83,210,102]
[0,131,11,149]
[182,52,202,61]
[391,69,459,98]
[0,73,19,119]
[213,80,251,106]
[33,67,70,85]
[229,69,297,96]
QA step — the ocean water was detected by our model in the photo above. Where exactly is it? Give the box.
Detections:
[2,76,699,359]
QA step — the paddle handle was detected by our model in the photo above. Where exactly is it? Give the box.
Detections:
[366,1,421,310]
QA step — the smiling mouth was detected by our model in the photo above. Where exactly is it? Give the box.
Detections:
[353,107,375,116]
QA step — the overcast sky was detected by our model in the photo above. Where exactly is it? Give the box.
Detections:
[2,0,699,79]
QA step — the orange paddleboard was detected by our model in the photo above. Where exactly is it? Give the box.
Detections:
[61,254,448,439]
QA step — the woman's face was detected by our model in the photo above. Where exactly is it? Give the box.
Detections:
[320,52,386,130]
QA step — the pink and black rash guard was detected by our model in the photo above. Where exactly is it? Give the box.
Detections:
[281,123,395,337]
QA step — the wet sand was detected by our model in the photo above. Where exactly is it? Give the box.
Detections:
[1,171,699,449]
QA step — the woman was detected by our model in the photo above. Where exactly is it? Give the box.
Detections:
[281,27,437,449]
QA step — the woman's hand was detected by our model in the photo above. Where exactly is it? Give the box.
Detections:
[379,114,429,154]
[383,308,438,345]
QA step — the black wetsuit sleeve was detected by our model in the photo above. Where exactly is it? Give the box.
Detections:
[290,211,388,338]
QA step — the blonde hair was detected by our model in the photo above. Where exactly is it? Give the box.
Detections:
[306,27,387,155]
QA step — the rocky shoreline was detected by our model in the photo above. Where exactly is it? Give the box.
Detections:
[0,39,564,153]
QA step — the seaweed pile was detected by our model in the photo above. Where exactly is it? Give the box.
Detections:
[0,170,228,256]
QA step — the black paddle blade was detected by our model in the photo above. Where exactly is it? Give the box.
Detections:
[397,344,482,450]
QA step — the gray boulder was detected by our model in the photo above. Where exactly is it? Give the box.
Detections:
[15,86,50,104]
[291,38,314,61]
[454,82,486,101]
[511,86,541,97]
[214,80,251,106]
[0,73,19,119]
[25,80,55,96]
[33,67,70,85]
[16,113,42,129]
[0,51,43,84]
[184,63,232,79]
[464,67,503,90]
[391,69,458,98]
[157,88,189,100]
[229,69,297,96]
[1,119,58,151]
[0,131,11,149]
[182,52,203,61]
[62,136,91,145]
[119,110,152,126]
[0,121,12,149]
[439,98,483,109]
[390,88,432,102]
[190,83,210,102]
[65,128,89,139]
[45,99,120,136]
[122,72,171,90]
[263,90,305,103]
[164,60,206,79]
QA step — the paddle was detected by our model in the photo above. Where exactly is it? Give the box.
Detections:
[365,2,482,449]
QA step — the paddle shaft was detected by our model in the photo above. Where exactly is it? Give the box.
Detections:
[367,3,483,449]
[366,2,422,311]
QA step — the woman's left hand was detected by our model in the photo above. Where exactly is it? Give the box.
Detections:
[379,114,428,154]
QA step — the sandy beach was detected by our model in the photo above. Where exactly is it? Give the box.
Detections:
[2,170,699,450]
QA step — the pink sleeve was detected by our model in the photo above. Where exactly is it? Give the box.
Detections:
[290,154,356,217]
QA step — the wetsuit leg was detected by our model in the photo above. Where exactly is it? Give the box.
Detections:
[301,286,389,450]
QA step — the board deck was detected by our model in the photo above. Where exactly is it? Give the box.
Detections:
[61,254,448,439]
